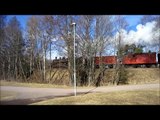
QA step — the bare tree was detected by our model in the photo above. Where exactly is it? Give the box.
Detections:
[113,15,128,85]
[74,15,96,86]
[26,16,42,82]
[26,16,56,83]
[75,15,113,86]
[0,15,7,80]
[4,16,25,81]
[94,15,113,86]
[40,16,55,83]
[55,15,76,86]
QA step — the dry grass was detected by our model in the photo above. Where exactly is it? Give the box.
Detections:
[0,91,19,101]
[31,89,160,105]
[104,68,160,85]
[1,68,159,88]
[27,69,70,85]
[0,80,70,88]
[126,68,160,84]
[0,80,94,89]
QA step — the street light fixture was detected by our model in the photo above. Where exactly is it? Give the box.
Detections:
[71,22,77,96]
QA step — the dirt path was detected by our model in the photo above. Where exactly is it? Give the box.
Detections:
[0,83,159,105]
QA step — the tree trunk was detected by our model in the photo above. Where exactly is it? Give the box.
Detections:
[2,61,5,80]
[15,54,18,81]
[43,44,46,82]
[49,41,52,83]
[8,55,11,79]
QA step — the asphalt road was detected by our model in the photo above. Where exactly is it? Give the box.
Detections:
[0,83,159,105]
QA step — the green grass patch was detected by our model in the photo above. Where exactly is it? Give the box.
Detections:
[31,89,160,105]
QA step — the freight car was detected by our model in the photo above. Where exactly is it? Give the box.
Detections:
[94,52,158,68]
[52,52,159,68]
[122,52,157,68]
[95,56,117,68]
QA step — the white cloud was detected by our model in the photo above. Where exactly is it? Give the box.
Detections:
[107,21,159,54]
[112,21,159,47]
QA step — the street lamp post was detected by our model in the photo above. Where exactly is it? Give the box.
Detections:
[72,22,77,96]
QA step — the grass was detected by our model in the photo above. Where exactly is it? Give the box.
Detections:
[126,68,160,84]
[1,68,159,87]
[104,68,160,85]
[0,80,94,89]
[0,91,19,101]
[0,80,71,88]
[31,89,160,105]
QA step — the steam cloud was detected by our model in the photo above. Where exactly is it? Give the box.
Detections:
[113,21,159,47]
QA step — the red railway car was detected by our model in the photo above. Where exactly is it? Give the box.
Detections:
[122,52,156,67]
[95,56,117,68]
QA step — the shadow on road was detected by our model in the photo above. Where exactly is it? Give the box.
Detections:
[0,87,98,105]
[80,87,98,95]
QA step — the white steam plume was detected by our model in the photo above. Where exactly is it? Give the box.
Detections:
[111,21,159,47]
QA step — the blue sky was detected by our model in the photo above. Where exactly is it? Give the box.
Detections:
[7,15,143,31]
[7,15,30,30]
[125,15,143,31]
[125,15,142,26]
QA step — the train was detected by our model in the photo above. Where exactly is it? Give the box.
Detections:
[95,52,159,68]
[51,57,68,68]
[52,52,160,68]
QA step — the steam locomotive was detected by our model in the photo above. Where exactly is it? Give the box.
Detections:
[52,52,160,68]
